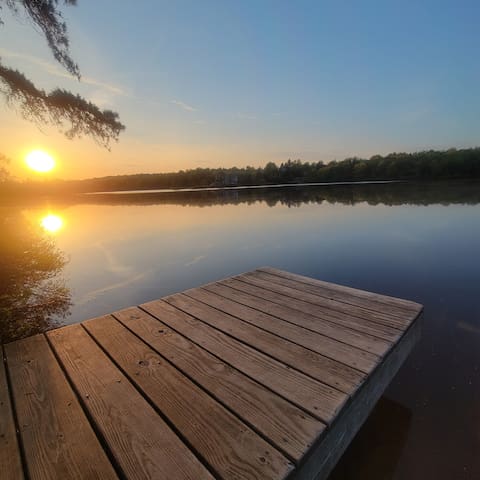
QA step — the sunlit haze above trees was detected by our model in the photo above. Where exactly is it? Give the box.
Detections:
[1,1,479,179]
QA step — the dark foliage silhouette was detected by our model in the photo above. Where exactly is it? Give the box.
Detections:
[0,208,71,343]
[39,147,480,193]
[0,153,10,181]
[0,0,124,147]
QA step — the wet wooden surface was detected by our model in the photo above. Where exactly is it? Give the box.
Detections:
[1,267,423,480]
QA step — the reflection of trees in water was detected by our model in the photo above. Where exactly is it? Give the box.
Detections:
[0,209,71,343]
[78,181,480,209]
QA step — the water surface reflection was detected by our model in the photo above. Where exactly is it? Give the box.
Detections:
[0,208,70,343]
[3,180,479,479]
[330,398,412,480]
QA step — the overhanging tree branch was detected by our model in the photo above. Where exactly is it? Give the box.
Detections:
[0,0,125,147]
[0,62,125,148]
[1,0,80,78]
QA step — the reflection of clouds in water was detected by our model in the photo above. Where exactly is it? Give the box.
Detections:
[95,242,132,274]
[185,255,206,266]
[457,321,480,335]
[76,270,152,305]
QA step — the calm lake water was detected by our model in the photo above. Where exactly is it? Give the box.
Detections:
[10,181,480,479]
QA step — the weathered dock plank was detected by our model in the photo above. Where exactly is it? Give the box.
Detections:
[5,335,117,480]
[236,273,410,330]
[201,281,392,355]
[47,324,214,480]
[166,292,366,393]
[1,267,423,480]
[185,287,381,371]
[83,314,293,480]
[113,306,324,463]
[220,277,402,341]
[293,314,422,480]
[0,348,23,480]
[142,299,347,423]
[258,267,422,315]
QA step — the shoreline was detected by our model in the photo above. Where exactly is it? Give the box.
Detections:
[83,179,404,196]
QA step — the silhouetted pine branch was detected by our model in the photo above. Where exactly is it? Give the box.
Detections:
[0,0,125,147]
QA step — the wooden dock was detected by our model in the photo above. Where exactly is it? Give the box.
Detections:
[1,267,423,480]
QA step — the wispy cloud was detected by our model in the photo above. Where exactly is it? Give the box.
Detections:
[0,48,126,96]
[171,100,197,112]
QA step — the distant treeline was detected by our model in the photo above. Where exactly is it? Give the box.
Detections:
[66,147,480,192]
[2,147,480,196]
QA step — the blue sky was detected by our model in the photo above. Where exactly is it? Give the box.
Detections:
[1,1,479,178]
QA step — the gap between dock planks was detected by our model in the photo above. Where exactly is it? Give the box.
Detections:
[1,267,423,480]
[198,281,393,355]
[82,314,294,480]
[217,277,405,341]
[0,347,24,480]
[164,292,367,393]
[113,306,325,463]
[5,335,118,480]
[47,324,215,480]
[182,287,380,370]
[141,299,348,423]
[257,267,422,315]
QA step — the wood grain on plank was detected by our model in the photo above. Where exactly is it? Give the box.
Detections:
[258,267,422,315]
[47,324,213,480]
[5,334,117,480]
[255,268,419,320]
[296,315,423,480]
[170,291,367,392]
[0,350,24,480]
[238,272,411,330]
[215,278,402,343]
[141,299,347,424]
[201,282,393,355]
[84,315,293,480]
[185,287,382,373]
[114,306,323,463]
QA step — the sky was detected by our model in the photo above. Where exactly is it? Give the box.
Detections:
[1,0,479,180]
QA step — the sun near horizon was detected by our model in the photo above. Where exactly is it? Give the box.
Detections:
[25,150,56,173]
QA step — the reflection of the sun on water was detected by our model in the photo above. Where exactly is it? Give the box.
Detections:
[40,214,63,233]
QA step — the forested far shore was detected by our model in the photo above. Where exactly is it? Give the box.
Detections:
[3,147,480,195]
